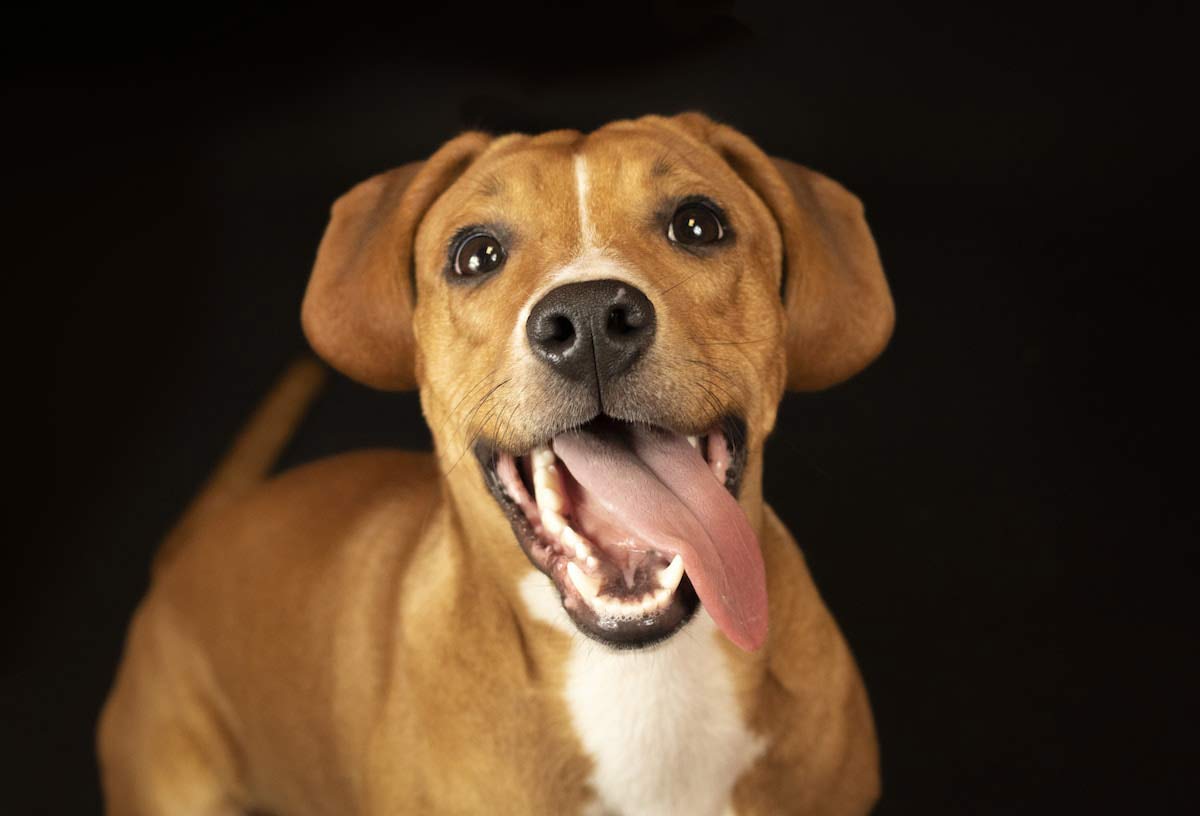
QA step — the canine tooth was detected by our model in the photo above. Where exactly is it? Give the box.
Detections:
[567,561,601,599]
[653,587,671,606]
[659,554,684,592]
[687,435,699,449]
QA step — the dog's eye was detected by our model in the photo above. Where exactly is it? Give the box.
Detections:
[454,233,506,277]
[667,203,724,246]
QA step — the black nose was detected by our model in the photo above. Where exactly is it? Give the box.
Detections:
[526,279,657,385]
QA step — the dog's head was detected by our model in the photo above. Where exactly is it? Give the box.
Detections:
[303,113,893,652]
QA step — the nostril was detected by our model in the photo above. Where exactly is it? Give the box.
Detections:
[607,307,627,335]
[606,304,646,336]
[534,313,577,355]
[548,314,575,343]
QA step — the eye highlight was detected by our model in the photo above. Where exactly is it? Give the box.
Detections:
[453,232,506,278]
[667,200,725,246]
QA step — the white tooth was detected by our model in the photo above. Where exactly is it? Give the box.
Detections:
[562,526,593,561]
[532,451,565,514]
[592,595,618,618]
[601,596,639,620]
[687,435,699,449]
[502,480,521,503]
[542,510,564,537]
[532,446,555,468]
[587,556,599,570]
[653,587,671,606]
[659,554,685,592]
[641,594,659,614]
[567,561,601,600]
[538,485,563,514]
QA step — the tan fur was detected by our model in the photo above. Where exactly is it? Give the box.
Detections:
[99,113,890,814]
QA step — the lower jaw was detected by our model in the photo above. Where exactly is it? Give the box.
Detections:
[565,577,700,648]
[546,542,701,648]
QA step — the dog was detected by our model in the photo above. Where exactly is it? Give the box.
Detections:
[98,112,894,815]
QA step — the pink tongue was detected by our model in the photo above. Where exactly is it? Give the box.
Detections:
[552,424,767,652]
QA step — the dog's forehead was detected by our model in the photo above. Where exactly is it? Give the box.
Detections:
[423,128,736,278]
[466,126,721,203]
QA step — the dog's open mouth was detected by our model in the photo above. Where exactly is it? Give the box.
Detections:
[477,416,767,651]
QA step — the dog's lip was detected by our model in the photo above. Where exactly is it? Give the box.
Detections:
[474,414,748,648]
[476,413,745,470]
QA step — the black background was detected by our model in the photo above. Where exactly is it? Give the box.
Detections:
[9,1,1196,812]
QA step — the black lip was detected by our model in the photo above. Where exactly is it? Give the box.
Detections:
[474,414,748,649]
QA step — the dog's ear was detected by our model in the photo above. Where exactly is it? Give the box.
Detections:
[666,113,895,391]
[302,132,492,390]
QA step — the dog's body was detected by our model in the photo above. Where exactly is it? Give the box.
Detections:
[99,114,892,815]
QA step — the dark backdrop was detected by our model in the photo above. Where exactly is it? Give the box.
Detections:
[9,1,1195,812]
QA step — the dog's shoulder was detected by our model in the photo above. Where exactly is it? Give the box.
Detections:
[155,449,441,598]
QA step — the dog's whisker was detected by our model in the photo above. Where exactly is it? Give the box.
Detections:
[496,384,525,451]
[456,377,512,438]
[495,384,528,453]
[439,367,502,439]
[658,267,706,297]
[685,358,742,403]
[447,367,498,417]
[695,383,728,431]
[444,422,488,478]
[444,380,513,477]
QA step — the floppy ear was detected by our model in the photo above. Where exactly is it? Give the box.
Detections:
[667,113,895,391]
[302,132,492,390]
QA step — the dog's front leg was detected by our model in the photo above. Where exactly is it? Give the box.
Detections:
[98,605,247,816]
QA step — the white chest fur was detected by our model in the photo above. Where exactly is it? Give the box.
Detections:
[520,572,766,816]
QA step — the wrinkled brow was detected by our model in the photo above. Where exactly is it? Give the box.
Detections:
[650,153,677,178]
[476,172,505,198]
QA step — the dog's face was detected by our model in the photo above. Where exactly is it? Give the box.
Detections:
[303,114,893,651]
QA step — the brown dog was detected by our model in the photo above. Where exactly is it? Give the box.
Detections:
[98,112,893,815]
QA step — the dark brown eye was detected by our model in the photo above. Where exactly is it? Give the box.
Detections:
[454,233,506,277]
[668,203,724,246]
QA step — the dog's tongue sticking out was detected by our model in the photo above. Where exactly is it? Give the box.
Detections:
[552,423,768,652]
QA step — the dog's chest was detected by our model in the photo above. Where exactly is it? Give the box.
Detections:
[520,573,766,816]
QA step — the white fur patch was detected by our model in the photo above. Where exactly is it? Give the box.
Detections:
[520,571,765,816]
[575,154,598,250]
